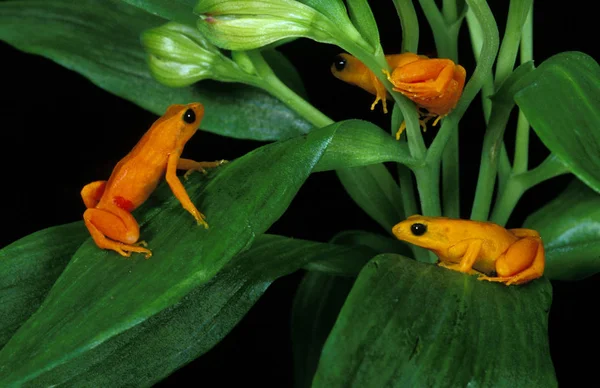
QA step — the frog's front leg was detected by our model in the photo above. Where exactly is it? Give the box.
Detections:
[368,73,389,114]
[167,153,209,228]
[479,236,545,286]
[445,238,484,273]
[178,158,228,180]
[83,203,152,258]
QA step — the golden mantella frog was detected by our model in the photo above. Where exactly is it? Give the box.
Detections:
[392,215,545,285]
[331,53,466,137]
[81,103,226,258]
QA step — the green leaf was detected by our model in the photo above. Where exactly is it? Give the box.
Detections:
[0,0,311,140]
[0,120,410,385]
[1,229,373,386]
[345,0,380,51]
[524,179,600,281]
[336,164,405,232]
[312,120,415,172]
[292,272,355,388]
[515,51,600,192]
[0,222,88,348]
[313,254,556,387]
[296,0,360,35]
[120,0,198,26]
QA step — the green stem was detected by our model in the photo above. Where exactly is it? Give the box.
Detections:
[466,9,493,122]
[427,0,499,165]
[513,3,534,174]
[442,0,458,22]
[392,0,419,53]
[418,0,461,217]
[470,104,513,221]
[494,0,534,89]
[490,154,570,225]
[247,50,333,127]
[498,143,511,192]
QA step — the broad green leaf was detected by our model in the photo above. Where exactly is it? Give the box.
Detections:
[313,254,556,387]
[292,272,355,388]
[298,0,354,30]
[120,0,198,26]
[0,224,373,386]
[0,0,311,140]
[524,179,600,281]
[0,222,88,348]
[515,51,600,192]
[23,234,371,386]
[313,120,415,172]
[345,0,380,51]
[336,165,405,233]
[0,120,410,385]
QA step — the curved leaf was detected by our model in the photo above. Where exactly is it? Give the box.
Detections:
[313,254,556,387]
[47,235,371,386]
[345,0,380,50]
[292,272,355,388]
[0,120,411,385]
[312,120,415,171]
[515,51,600,192]
[0,0,311,140]
[0,222,87,348]
[524,179,600,281]
[0,225,374,386]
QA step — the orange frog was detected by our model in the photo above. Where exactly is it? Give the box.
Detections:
[392,215,545,286]
[81,103,226,258]
[331,53,466,139]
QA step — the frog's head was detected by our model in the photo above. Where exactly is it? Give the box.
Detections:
[392,214,452,252]
[330,53,369,87]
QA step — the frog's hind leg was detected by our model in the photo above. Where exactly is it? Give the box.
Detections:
[81,181,107,209]
[83,205,152,258]
[478,237,545,285]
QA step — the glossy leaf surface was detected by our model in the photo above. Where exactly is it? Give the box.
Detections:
[313,254,556,387]
[525,179,600,281]
[0,0,311,140]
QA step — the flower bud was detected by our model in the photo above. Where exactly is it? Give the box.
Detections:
[194,0,356,51]
[141,22,245,87]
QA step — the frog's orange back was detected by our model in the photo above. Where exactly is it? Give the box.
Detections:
[98,103,204,211]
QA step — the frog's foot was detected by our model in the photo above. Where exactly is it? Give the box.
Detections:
[395,121,407,140]
[183,160,228,180]
[394,118,429,140]
[193,211,209,229]
[370,95,388,114]
[120,243,153,259]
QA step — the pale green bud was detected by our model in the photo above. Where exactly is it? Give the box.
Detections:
[141,22,249,87]
[194,0,357,51]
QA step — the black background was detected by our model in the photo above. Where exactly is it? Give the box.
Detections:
[1,0,598,386]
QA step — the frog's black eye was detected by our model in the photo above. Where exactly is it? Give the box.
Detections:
[410,223,427,236]
[183,108,196,124]
[333,55,347,71]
